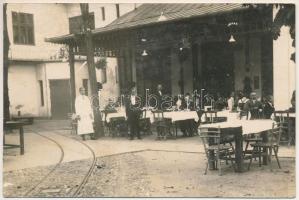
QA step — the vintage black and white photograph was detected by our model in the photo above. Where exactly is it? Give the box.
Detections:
[2,1,296,198]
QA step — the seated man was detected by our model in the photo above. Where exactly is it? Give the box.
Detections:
[289,90,295,112]
[245,92,263,120]
[104,98,117,113]
[180,93,196,137]
[262,95,274,119]
[237,92,249,119]
[181,93,194,110]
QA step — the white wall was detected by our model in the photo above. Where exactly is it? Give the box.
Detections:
[7,4,69,60]
[273,25,296,110]
[8,64,39,116]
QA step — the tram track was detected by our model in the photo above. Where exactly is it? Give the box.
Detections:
[23,129,65,197]
[22,127,97,197]
[20,126,204,197]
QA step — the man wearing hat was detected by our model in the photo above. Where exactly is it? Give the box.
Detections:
[125,82,142,140]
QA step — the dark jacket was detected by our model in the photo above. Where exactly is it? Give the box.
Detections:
[245,99,263,119]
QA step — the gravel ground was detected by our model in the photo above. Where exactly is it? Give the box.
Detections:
[4,150,295,198]
[4,158,93,198]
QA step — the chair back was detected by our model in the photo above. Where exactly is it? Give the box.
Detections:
[140,109,147,119]
[151,110,165,122]
[199,127,221,156]
[273,110,289,123]
[204,110,218,123]
[269,122,284,146]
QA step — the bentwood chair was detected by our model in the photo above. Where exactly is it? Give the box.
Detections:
[248,122,283,170]
[203,110,218,124]
[199,127,235,176]
[151,110,173,140]
[68,113,77,135]
[273,110,293,146]
[139,109,152,135]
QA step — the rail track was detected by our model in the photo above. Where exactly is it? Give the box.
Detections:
[19,126,203,197]
[22,128,97,197]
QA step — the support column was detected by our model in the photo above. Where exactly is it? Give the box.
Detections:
[273,8,296,110]
[69,43,76,113]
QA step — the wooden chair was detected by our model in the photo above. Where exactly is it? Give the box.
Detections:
[139,109,152,135]
[248,122,283,170]
[67,113,77,135]
[273,110,293,146]
[199,127,235,176]
[108,117,128,137]
[151,110,173,140]
[203,110,218,124]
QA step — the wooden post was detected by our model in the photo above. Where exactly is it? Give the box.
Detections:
[69,43,76,113]
[80,4,104,138]
[3,4,10,122]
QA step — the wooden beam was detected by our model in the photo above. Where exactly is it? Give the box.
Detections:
[69,43,76,113]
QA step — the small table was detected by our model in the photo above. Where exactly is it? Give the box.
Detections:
[11,116,34,125]
[4,121,25,155]
[200,119,274,172]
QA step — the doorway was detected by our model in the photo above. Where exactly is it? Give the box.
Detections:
[201,42,235,98]
[49,79,71,119]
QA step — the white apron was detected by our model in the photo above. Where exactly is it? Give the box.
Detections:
[75,95,94,135]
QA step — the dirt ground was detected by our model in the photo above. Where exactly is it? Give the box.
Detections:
[4,150,295,198]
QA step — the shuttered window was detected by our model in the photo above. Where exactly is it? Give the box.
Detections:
[12,12,35,45]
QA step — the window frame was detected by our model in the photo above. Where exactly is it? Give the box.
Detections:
[12,11,35,45]
[116,4,120,18]
[101,7,105,21]
[69,12,95,34]
[38,80,44,106]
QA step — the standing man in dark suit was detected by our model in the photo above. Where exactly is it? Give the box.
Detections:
[125,82,141,140]
[155,84,164,110]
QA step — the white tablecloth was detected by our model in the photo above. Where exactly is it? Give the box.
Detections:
[200,119,275,135]
[105,112,126,123]
[148,110,199,123]
[270,112,296,119]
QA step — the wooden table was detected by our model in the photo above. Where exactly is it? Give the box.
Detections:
[4,121,25,155]
[200,119,274,172]
[11,116,34,125]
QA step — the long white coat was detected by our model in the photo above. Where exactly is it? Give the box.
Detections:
[75,95,94,135]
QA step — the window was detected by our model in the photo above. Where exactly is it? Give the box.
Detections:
[12,12,35,45]
[39,80,44,106]
[116,4,120,18]
[254,76,260,90]
[101,68,107,84]
[83,79,89,95]
[101,7,105,21]
[69,13,95,34]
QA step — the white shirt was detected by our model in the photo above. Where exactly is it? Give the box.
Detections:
[131,95,136,105]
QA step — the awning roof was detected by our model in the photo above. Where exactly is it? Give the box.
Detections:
[45,3,246,44]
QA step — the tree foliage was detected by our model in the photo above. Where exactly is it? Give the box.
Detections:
[244,4,295,62]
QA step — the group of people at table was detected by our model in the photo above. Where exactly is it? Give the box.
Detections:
[74,83,295,141]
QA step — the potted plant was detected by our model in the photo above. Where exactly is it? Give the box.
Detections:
[15,104,24,116]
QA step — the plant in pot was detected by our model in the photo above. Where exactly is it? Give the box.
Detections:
[15,104,24,117]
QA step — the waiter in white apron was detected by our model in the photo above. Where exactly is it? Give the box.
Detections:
[75,87,94,140]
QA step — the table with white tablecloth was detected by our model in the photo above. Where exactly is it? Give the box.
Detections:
[199,119,275,172]
[147,110,199,123]
[104,111,126,123]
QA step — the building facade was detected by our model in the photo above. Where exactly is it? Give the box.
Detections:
[6,3,136,118]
